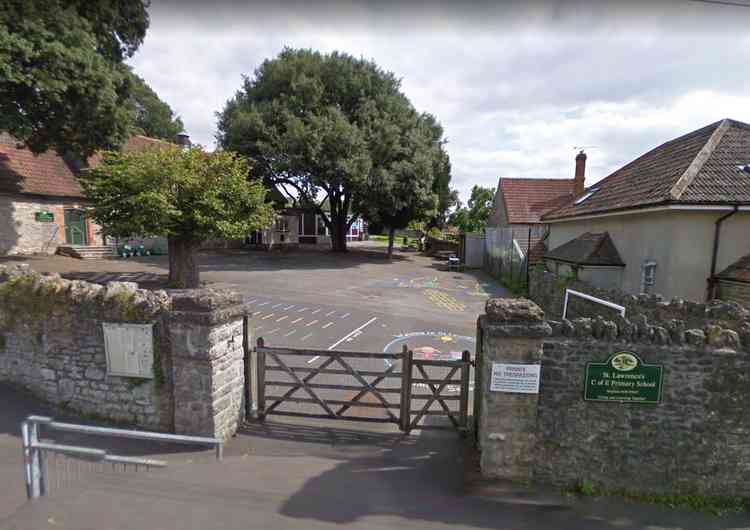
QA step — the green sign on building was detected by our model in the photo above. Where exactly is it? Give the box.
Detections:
[584,351,663,404]
[35,211,54,222]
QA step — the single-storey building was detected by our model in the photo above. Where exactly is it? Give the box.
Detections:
[541,118,750,302]
[0,133,174,257]
[486,151,586,263]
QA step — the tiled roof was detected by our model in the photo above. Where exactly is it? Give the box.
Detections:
[717,254,750,283]
[0,133,83,197]
[0,134,172,198]
[544,119,750,220]
[498,178,576,224]
[544,232,625,266]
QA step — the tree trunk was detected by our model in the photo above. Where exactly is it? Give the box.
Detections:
[168,236,200,288]
[387,227,395,259]
[329,213,348,252]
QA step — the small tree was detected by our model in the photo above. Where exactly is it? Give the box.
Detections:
[80,147,275,288]
[449,185,495,233]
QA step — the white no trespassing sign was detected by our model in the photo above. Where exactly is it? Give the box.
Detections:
[490,363,541,394]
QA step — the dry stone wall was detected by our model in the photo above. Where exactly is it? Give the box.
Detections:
[477,297,750,498]
[0,264,248,439]
[0,265,172,429]
[529,266,750,330]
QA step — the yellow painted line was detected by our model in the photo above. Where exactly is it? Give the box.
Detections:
[276,315,288,322]
[291,317,303,324]
[262,313,275,320]
[322,322,333,329]
[305,320,319,327]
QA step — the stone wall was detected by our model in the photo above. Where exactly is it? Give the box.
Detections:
[476,297,750,498]
[529,266,750,329]
[718,280,750,307]
[0,264,248,439]
[0,193,103,255]
[168,290,247,440]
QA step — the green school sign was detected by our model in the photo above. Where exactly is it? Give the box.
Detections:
[584,351,663,404]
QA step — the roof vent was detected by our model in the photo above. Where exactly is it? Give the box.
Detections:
[574,187,599,205]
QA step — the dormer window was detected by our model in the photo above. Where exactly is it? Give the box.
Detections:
[575,188,599,205]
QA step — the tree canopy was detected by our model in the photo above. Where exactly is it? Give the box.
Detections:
[449,185,495,233]
[80,147,274,287]
[126,71,184,141]
[0,0,150,157]
[217,48,452,252]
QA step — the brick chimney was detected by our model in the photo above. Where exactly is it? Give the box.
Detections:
[574,150,586,196]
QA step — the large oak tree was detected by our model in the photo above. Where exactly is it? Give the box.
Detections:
[0,0,150,157]
[217,48,452,252]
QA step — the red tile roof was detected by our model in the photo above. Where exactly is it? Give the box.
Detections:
[498,178,576,224]
[544,119,750,220]
[0,134,173,199]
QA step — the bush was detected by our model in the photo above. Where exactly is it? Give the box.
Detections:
[428,227,442,239]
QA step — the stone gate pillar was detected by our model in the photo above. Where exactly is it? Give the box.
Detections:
[476,298,550,481]
[167,289,248,440]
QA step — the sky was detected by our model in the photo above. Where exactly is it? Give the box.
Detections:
[128,0,750,204]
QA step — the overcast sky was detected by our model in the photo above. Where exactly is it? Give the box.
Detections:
[128,0,750,203]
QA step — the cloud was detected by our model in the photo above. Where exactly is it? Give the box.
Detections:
[128,0,750,202]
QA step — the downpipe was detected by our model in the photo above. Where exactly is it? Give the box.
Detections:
[707,205,739,301]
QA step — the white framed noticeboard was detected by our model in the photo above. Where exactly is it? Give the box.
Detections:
[490,363,541,394]
[103,323,154,379]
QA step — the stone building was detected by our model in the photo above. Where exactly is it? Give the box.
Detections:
[0,133,171,257]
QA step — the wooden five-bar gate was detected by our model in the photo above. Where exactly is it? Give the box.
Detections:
[243,335,472,434]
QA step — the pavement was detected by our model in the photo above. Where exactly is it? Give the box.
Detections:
[2,383,749,529]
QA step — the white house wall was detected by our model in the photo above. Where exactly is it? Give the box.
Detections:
[547,210,750,301]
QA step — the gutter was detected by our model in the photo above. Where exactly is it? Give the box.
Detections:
[707,205,739,301]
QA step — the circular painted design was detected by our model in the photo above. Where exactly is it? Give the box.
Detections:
[382,331,475,360]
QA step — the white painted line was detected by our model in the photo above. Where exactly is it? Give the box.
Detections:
[262,313,275,320]
[340,313,351,319]
[308,356,320,364]
[322,322,334,329]
[271,303,283,309]
[311,309,321,315]
[252,311,262,316]
[305,320,319,327]
[267,327,281,334]
[284,329,297,337]
[257,302,270,307]
[283,305,295,310]
[291,317,303,324]
[246,299,258,304]
[300,333,313,341]
[297,307,309,312]
[326,317,377,351]
[276,315,288,322]
[325,311,336,317]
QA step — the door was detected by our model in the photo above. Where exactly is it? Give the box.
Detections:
[64,210,88,246]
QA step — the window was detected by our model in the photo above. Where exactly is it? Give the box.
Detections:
[574,188,600,205]
[641,260,657,293]
[275,216,289,232]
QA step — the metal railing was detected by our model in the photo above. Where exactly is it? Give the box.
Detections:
[21,415,223,499]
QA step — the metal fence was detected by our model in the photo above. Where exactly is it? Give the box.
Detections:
[21,415,223,499]
[484,226,547,288]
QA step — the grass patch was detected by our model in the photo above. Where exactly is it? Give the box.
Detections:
[369,234,421,247]
[567,481,750,516]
